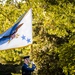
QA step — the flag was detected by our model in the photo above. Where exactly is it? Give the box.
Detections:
[0,9,32,50]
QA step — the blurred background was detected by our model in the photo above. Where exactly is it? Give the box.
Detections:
[0,0,75,75]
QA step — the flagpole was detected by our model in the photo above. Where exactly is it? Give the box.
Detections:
[30,44,33,58]
[30,44,37,75]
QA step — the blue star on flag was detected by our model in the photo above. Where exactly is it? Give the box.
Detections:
[21,35,26,40]
[27,38,31,43]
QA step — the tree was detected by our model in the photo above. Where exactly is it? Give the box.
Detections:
[0,0,75,75]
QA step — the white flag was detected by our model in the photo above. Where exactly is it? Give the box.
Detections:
[0,9,32,50]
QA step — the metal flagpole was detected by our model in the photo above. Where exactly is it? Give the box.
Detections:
[30,44,33,59]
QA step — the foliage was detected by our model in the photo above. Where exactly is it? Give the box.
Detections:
[0,0,75,75]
